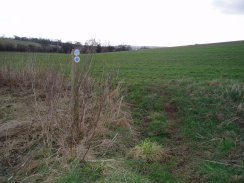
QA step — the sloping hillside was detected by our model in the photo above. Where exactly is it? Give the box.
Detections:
[0,41,244,182]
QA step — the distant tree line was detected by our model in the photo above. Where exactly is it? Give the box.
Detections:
[0,36,132,53]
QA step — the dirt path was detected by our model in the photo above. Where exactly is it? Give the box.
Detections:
[164,101,201,182]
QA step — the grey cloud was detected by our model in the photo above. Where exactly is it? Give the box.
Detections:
[213,0,244,14]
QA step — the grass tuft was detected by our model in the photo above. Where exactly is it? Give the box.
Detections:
[128,139,170,162]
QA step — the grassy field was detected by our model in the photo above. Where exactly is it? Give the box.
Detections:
[0,41,244,182]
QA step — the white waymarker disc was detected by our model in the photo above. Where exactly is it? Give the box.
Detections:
[74,49,80,56]
[74,56,80,63]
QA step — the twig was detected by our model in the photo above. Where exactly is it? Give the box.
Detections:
[204,160,243,168]
[101,132,119,157]
[85,159,122,162]
[117,96,123,117]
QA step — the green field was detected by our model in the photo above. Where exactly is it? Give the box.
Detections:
[96,41,244,81]
[0,41,244,182]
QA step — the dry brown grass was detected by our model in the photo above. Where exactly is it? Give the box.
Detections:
[0,58,132,181]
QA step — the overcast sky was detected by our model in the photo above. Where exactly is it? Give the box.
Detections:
[0,0,244,46]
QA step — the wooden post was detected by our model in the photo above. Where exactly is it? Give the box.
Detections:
[71,49,80,140]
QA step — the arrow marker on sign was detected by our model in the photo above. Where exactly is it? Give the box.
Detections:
[74,49,80,56]
[74,56,80,63]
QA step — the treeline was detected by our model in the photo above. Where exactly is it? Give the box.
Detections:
[0,36,132,53]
